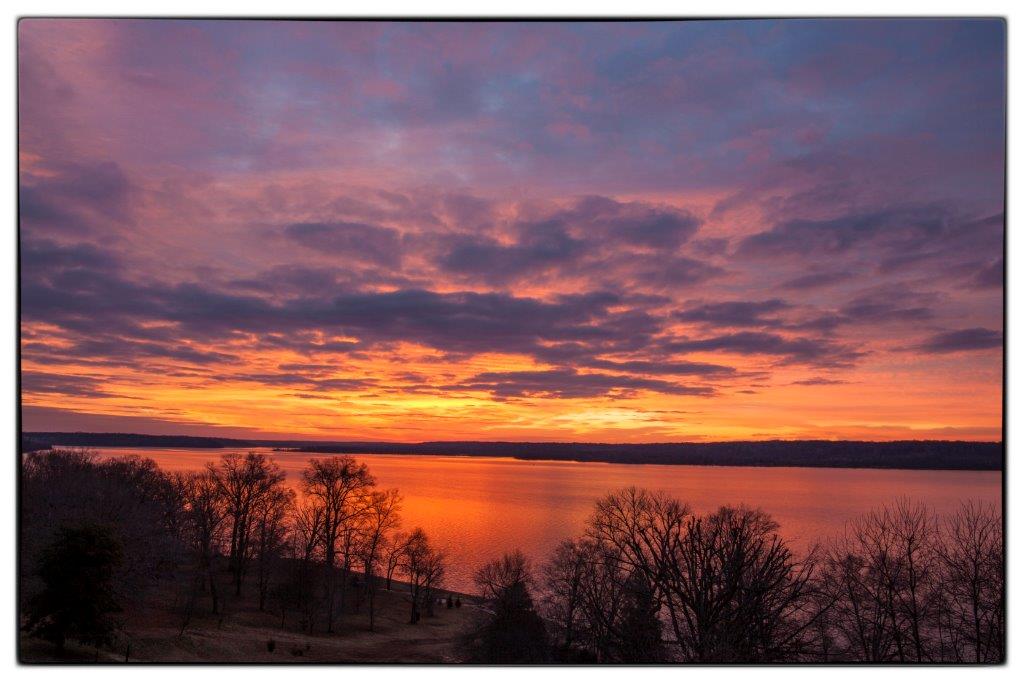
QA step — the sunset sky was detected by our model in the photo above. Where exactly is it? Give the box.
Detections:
[18,19,1005,442]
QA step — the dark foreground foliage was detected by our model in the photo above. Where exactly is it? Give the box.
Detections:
[20,449,445,658]
[26,524,124,652]
[531,489,1004,663]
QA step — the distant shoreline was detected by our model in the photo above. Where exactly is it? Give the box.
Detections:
[22,432,1004,471]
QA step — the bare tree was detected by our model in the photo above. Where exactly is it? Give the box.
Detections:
[934,501,1003,662]
[402,527,446,623]
[464,550,549,663]
[474,549,533,603]
[382,530,410,591]
[357,489,402,630]
[820,500,943,662]
[584,487,688,659]
[174,471,227,614]
[541,538,592,656]
[661,506,821,662]
[208,452,285,597]
[253,485,295,611]
[300,456,374,632]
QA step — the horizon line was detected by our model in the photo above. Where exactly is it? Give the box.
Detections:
[22,430,1005,446]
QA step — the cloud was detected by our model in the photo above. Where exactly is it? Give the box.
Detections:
[20,237,668,370]
[583,358,736,377]
[21,370,128,398]
[20,161,132,235]
[569,195,702,249]
[20,404,261,437]
[284,221,402,266]
[676,299,792,327]
[780,271,853,290]
[663,331,863,367]
[451,368,715,399]
[838,288,935,324]
[791,377,850,386]
[435,195,707,286]
[971,258,1003,289]
[21,237,122,272]
[610,255,724,290]
[439,221,585,284]
[213,372,378,393]
[736,206,952,259]
[912,328,1002,353]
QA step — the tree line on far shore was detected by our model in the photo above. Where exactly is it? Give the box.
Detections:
[20,450,1003,663]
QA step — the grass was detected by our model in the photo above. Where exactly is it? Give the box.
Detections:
[20,570,482,664]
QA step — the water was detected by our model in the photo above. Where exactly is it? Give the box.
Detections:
[76,447,1002,593]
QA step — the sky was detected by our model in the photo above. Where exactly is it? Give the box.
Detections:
[18,19,1005,442]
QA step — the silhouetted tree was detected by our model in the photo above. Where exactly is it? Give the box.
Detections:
[208,452,286,597]
[382,530,410,591]
[819,499,1004,663]
[663,506,821,662]
[357,489,402,630]
[253,485,294,611]
[402,527,446,623]
[26,524,124,653]
[282,496,325,632]
[934,501,1003,662]
[541,539,591,657]
[301,456,374,632]
[174,470,227,614]
[610,571,665,663]
[21,450,179,615]
[463,550,549,663]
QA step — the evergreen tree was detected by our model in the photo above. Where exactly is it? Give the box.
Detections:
[26,524,124,652]
[464,581,550,663]
[612,572,665,662]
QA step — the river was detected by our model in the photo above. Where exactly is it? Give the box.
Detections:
[77,446,1002,593]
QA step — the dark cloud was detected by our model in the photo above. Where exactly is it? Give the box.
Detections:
[21,370,127,398]
[781,271,854,290]
[21,238,665,370]
[971,258,1004,289]
[570,195,702,250]
[229,265,342,295]
[20,405,255,437]
[20,161,132,234]
[583,358,736,377]
[215,372,377,393]
[736,206,952,259]
[912,328,1002,354]
[791,377,850,386]
[839,289,935,324]
[21,237,122,272]
[663,331,862,367]
[676,299,792,327]
[611,255,724,290]
[436,196,706,286]
[452,368,715,399]
[284,221,402,266]
[690,237,730,257]
[439,221,586,284]
[782,313,846,334]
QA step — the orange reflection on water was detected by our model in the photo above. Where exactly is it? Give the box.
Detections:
[82,447,1002,592]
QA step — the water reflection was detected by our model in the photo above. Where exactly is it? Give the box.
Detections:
[80,447,1002,592]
